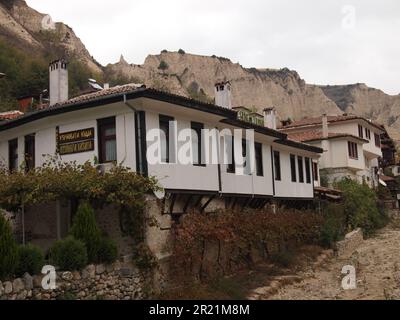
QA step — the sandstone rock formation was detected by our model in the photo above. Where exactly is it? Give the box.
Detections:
[0,0,102,74]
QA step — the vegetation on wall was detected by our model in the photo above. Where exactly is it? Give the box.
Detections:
[173,209,323,280]
[0,156,157,246]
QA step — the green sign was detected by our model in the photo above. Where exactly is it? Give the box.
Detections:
[236,108,264,126]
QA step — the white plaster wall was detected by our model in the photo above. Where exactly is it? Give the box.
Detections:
[0,103,136,169]
[329,121,382,157]
[273,146,315,199]
[220,143,273,196]
[145,110,220,192]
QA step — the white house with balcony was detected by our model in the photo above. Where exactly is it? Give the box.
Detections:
[0,61,324,254]
[280,114,385,188]
[0,62,323,211]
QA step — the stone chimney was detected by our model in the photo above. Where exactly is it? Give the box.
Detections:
[263,107,277,130]
[214,81,232,109]
[49,59,68,106]
[322,114,329,138]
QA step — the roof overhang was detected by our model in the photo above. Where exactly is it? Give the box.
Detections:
[0,88,237,132]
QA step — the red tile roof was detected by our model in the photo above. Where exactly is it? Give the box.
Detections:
[0,111,24,120]
[282,114,383,131]
[50,83,146,108]
[288,130,368,143]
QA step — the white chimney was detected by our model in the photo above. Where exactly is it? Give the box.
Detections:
[263,107,277,130]
[322,114,328,138]
[214,81,232,109]
[49,59,68,105]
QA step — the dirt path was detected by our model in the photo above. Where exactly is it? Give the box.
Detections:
[263,223,400,300]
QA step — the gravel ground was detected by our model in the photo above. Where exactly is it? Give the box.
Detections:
[265,222,400,300]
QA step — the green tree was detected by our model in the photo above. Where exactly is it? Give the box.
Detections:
[158,60,169,71]
[0,213,19,280]
[69,202,101,263]
[335,179,387,236]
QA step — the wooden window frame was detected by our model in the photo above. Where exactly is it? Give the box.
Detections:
[24,134,35,172]
[305,157,311,184]
[273,151,281,181]
[348,141,359,160]
[159,114,174,164]
[97,117,117,164]
[290,154,297,182]
[191,121,205,167]
[298,156,304,183]
[255,142,263,177]
[358,124,363,139]
[374,133,381,148]
[8,138,18,172]
[226,135,235,174]
[313,162,319,182]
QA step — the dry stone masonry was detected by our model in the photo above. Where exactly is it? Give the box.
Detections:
[0,260,151,300]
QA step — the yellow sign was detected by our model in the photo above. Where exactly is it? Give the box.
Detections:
[59,140,95,155]
[59,128,94,144]
[57,128,95,155]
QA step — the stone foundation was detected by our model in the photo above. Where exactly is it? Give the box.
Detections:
[335,228,364,258]
[0,260,151,300]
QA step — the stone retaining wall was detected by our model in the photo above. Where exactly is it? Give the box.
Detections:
[335,228,364,258]
[0,260,151,300]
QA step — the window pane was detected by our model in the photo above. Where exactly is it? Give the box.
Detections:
[105,127,116,136]
[192,131,199,164]
[305,157,311,183]
[159,117,170,163]
[255,143,263,176]
[298,156,304,183]
[274,151,281,181]
[290,154,297,182]
[105,139,117,162]
[226,135,235,173]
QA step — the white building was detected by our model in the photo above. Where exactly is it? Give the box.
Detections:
[280,114,385,188]
[0,61,323,216]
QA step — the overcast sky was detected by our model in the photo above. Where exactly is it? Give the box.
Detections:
[26,0,400,95]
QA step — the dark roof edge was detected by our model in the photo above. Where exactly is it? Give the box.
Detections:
[275,138,324,154]
[220,118,287,139]
[0,88,236,132]
[304,134,369,144]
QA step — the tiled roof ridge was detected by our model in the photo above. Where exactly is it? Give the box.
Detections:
[281,114,383,130]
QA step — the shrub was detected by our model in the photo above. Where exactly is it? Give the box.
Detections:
[97,237,118,264]
[158,60,169,71]
[335,179,387,236]
[133,243,157,271]
[50,237,88,271]
[178,49,186,54]
[0,213,19,280]
[16,244,45,276]
[173,209,323,278]
[270,250,295,268]
[69,202,101,263]
[320,203,347,248]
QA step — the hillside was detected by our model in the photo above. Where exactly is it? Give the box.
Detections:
[0,0,102,110]
[105,52,341,120]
